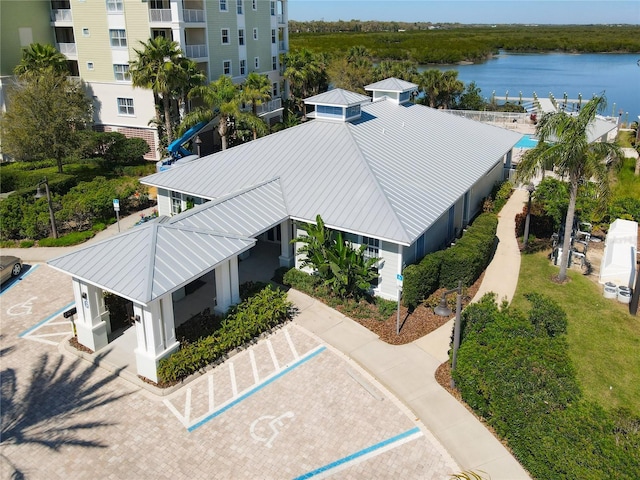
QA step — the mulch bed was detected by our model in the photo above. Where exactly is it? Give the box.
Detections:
[336,271,485,345]
[69,336,94,354]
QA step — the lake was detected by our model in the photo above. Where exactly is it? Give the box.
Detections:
[427,52,640,124]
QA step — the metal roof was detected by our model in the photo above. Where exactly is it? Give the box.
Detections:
[365,77,418,93]
[48,222,254,304]
[142,97,522,245]
[304,89,371,107]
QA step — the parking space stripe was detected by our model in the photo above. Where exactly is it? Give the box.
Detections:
[18,300,75,337]
[0,264,39,296]
[229,362,238,396]
[249,350,260,383]
[267,339,280,369]
[285,329,299,359]
[187,345,326,432]
[292,427,423,480]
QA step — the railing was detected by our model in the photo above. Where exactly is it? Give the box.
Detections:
[57,42,77,56]
[278,41,286,52]
[277,14,285,24]
[149,8,172,22]
[182,9,204,22]
[184,44,207,58]
[51,9,72,22]
[255,98,282,116]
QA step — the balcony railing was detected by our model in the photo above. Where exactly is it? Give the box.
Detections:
[277,14,285,24]
[51,9,72,22]
[57,42,77,56]
[149,8,172,22]
[184,44,207,58]
[182,9,205,22]
[255,98,282,116]
[278,41,286,52]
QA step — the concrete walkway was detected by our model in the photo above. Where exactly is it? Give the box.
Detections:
[291,189,531,480]
[1,205,158,263]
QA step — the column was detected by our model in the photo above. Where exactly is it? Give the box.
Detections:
[73,279,109,352]
[504,150,513,179]
[229,256,240,305]
[279,219,295,267]
[133,295,179,383]
[214,260,232,314]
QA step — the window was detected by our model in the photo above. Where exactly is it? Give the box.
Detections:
[82,28,90,37]
[106,0,123,12]
[362,237,380,261]
[272,55,277,70]
[238,29,244,45]
[252,28,258,40]
[254,57,259,69]
[171,191,182,215]
[346,105,361,118]
[252,0,257,10]
[109,29,127,47]
[237,1,242,14]
[117,97,134,115]
[223,60,231,75]
[240,59,246,75]
[219,0,227,11]
[221,28,229,44]
[87,62,94,70]
[270,1,275,15]
[271,29,276,44]
[113,64,130,81]
[272,82,278,97]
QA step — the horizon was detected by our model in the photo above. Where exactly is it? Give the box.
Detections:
[288,1,640,25]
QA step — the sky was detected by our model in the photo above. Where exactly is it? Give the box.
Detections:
[287,1,640,25]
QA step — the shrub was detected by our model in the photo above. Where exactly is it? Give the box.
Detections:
[38,230,95,246]
[282,268,321,295]
[524,292,568,337]
[493,180,513,212]
[157,285,292,384]
[19,240,35,248]
[401,251,443,309]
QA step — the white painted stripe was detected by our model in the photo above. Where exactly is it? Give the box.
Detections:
[249,349,260,383]
[28,332,70,338]
[47,321,71,326]
[184,388,191,424]
[284,328,299,359]
[163,399,188,428]
[266,340,280,369]
[305,430,423,480]
[208,375,215,412]
[23,337,59,346]
[229,362,238,396]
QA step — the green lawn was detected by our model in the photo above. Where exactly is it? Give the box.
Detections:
[511,251,640,416]
[612,157,640,200]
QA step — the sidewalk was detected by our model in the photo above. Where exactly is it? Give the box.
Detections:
[291,189,531,480]
[0,205,158,263]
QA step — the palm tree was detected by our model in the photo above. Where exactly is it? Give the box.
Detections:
[129,37,183,143]
[516,95,622,282]
[189,75,241,151]
[241,72,271,140]
[173,57,206,121]
[284,49,328,120]
[439,70,464,109]
[418,69,442,108]
[13,43,68,79]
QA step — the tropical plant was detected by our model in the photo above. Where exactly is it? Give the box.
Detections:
[293,215,379,299]
[129,37,187,144]
[241,72,271,140]
[13,43,69,79]
[284,49,329,120]
[516,95,622,282]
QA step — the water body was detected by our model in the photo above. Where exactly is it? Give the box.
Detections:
[426,52,640,123]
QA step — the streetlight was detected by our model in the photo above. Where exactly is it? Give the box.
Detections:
[523,182,535,249]
[34,177,58,239]
[434,280,463,389]
[195,135,202,157]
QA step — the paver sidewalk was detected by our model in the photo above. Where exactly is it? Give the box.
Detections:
[290,189,532,480]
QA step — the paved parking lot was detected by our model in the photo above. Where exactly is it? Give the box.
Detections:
[0,264,458,479]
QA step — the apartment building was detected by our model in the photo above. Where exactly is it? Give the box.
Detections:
[1,0,289,160]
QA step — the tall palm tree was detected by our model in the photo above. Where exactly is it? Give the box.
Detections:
[418,69,442,108]
[516,95,622,282]
[189,75,241,150]
[173,57,206,121]
[241,72,271,140]
[14,43,69,79]
[284,49,328,120]
[439,70,464,109]
[129,37,183,143]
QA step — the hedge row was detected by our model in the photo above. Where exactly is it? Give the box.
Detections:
[402,213,498,309]
[157,285,292,384]
[454,294,640,479]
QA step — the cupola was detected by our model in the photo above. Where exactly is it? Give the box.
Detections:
[364,78,418,105]
[303,89,371,122]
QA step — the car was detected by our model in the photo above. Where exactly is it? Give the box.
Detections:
[0,255,22,284]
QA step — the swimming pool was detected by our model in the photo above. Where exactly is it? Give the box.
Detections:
[515,134,539,149]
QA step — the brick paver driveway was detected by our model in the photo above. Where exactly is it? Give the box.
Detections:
[1,264,457,479]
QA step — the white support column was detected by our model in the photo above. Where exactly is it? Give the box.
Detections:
[73,279,109,352]
[229,256,240,305]
[279,219,295,267]
[214,260,232,314]
[133,295,179,383]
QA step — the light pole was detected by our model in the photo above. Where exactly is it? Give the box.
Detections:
[34,177,58,239]
[434,280,463,388]
[523,182,535,249]
[195,135,202,157]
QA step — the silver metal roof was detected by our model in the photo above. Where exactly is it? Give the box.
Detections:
[142,97,522,246]
[304,88,371,107]
[365,77,418,93]
[48,222,254,304]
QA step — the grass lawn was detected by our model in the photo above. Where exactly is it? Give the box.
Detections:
[511,250,640,416]
[611,157,640,200]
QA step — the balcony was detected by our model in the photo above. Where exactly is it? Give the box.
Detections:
[51,9,72,22]
[277,14,285,24]
[182,9,204,22]
[184,44,207,59]
[246,98,282,117]
[278,41,286,52]
[57,42,77,56]
[149,8,172,22]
